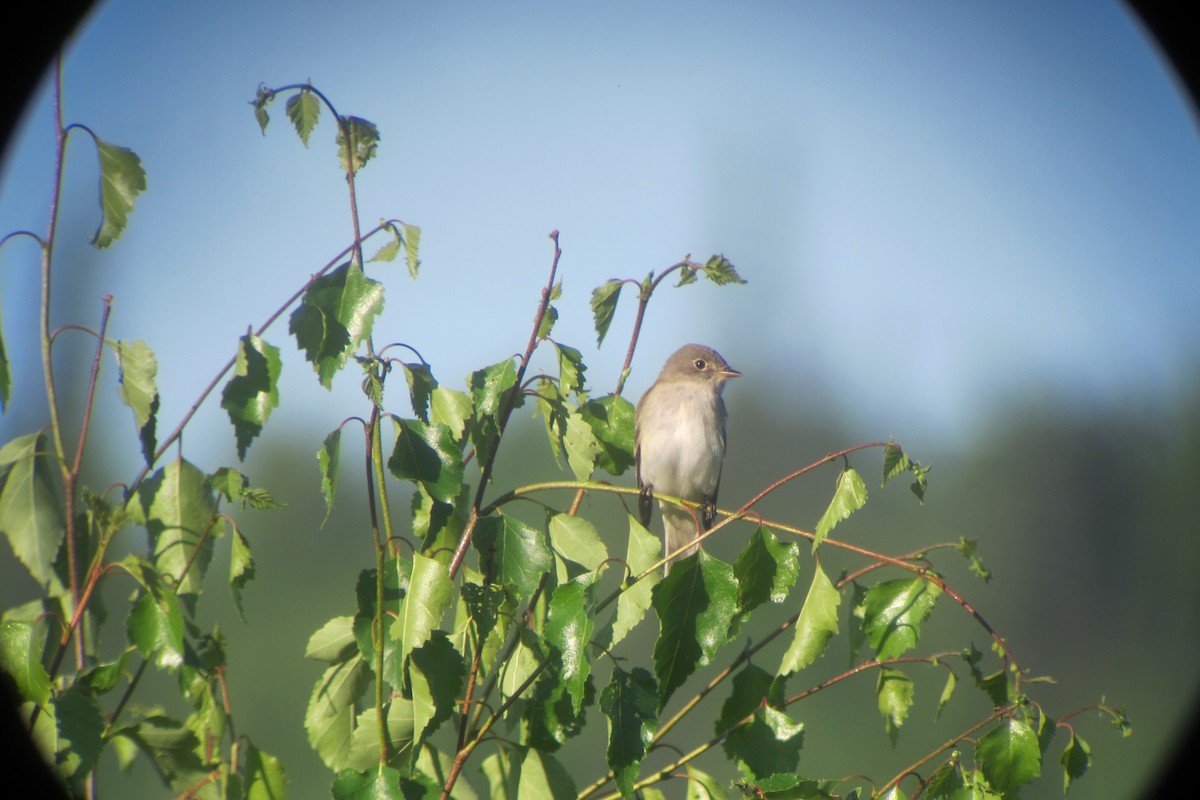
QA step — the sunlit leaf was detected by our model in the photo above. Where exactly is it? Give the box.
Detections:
[548,513,607,572]
[474,513,551,596]
[133,458,217,597]
[388,417,464,504]
[91,137,146,248]
[580,394,636,476]
[318,429,341,525]
[651,550,737,711]
[337,115,380,173]
[0,432,66,588]
[228,520,255,621]
[305,656,370,772]
[289,262,384,388]
[977,717,1042,793]
[778,563,839,675]
[545,574,597,714]
[700,254,746,285]
[876,667,914,743]
[734,526,799,615]
[116,340,159,463]
[0,619,51,707]
[813,466,867,550]
[286,88,320,146]
[858,577,942,660]
[305,616,356,663]
[610,514,662,647]
[392,552,453,683]
[517,748,576,800]
[590,279,623,346]
[221,334,282,461]
[469,358,519,462]
[243,742,289,800]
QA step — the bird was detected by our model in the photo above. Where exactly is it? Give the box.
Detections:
[635,343,740,571]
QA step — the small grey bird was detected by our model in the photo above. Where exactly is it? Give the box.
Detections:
[635,344,740,571]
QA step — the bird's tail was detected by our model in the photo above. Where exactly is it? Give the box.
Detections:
[661,506,701,573]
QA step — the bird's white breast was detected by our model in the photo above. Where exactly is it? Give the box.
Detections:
[636,381,726,501]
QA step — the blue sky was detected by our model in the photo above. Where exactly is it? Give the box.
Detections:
[2,0,1198,463]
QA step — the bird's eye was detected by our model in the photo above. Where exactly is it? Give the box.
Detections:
[693,359,706,371]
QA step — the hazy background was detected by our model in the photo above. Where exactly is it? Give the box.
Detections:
[2,2,1198,798]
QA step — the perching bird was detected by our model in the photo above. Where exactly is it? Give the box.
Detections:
[635,344,740,571]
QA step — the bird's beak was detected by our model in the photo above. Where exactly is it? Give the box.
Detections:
[720,367,742,379]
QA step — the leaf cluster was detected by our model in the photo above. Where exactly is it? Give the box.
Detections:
[0,71,1128,800]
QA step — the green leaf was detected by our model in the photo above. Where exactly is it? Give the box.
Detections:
[881,443,909,486]
[470,358,519,462]
[251,84,274,133]
[501,626,543,698]
[289,262,385,388]
[461,581,504,641]
[53,686,105,781]
[113,714,206,791]
[402,223,421,278]
[538,305,559,340]
[126,577,185,669]
[564,408,601,481]
[686,765,728,800]
[1060,731,1092,795]
[725,704,805,780]
[610,514,662,647]
[480,749,519,800]
[935,667,957,721]
[524,663,594,751]
[228,520,255,621]
[393,552,453,682]
[976,717,1042,793]
[778,563,840,675]
[517,748,577,800]
[318,429,341,524]
[90,137,146,248]
[0,619,51,707]
[286,88,320,146]
[882,443,929,504]
[858,577,942,660]
[714,663,780,734]
[545,574,598,714]
[243,742,289,800]
[116,340,159,463]
[734,526,800,615]
[388,417,464,504]
[133,458,217,597]
[400,361,436,422]
[580,394,635,476]
[305,616,357,663]
[0,431,66,588]
[813,466,867,550]
[600,666,658,798]
[343,701,415,773]
[548,513,608,572]
[430,386,472,444]
[590,279,624,346]
[552,342,587,398]
[305,656,370,772]
[700,254,746,285]
[651,550,738,711]
[410,631,466,747]
[337,115,380,173]
[331,766,404,800]
[956,537,992,582]
[221,334,282,461]
[876,667,914,743]
[474,513,551,596]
